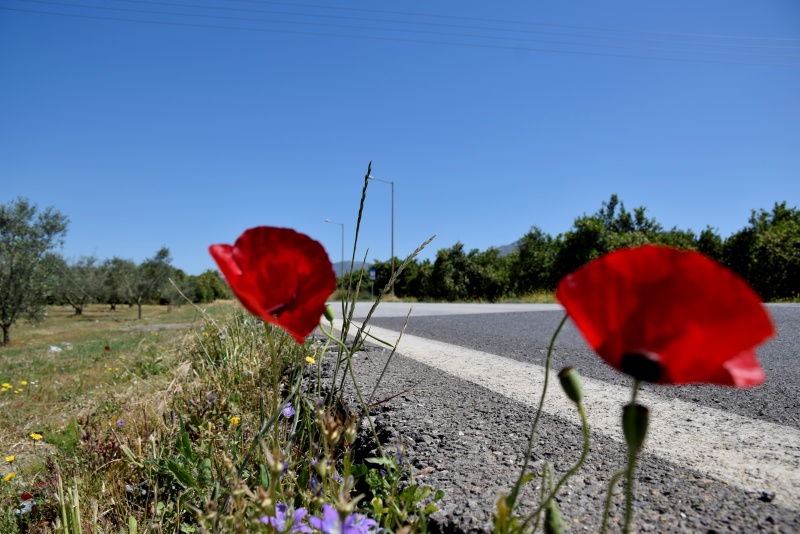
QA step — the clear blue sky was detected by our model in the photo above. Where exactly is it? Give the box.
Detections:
[2,1,798,274]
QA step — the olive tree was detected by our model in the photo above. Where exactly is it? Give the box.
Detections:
[58,255,104,315]
[119,247,173,319]
[0,198,69,345]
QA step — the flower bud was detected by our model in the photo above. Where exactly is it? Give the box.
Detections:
[315,459,328,477]
[324,305,335,322]
[343,416,358,446]
[558,367,583,405]
[622,403,649,453]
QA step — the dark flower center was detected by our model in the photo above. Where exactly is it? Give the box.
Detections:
[620,352,663,382]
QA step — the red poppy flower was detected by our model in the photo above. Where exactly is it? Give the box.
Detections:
[556,245,774,387]
[209,227,336,344]
[104,346,110,351]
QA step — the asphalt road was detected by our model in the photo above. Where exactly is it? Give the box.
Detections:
[329,302,800,533]
[357,303,800,430]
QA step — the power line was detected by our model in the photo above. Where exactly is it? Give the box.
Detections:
[115,0,800,51]
[3,4,799,67]
[15,0,799,60]
[230,0,800,42]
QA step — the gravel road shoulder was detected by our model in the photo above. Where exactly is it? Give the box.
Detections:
[319,339,800,533]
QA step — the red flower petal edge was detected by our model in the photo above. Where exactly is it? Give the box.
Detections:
[556,245,775,387]
[209,227,336,344]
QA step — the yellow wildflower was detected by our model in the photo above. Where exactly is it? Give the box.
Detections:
[1,383,12,388]
[30,433,43,441]
[3,472,14,482]
[305,356,316,365]
[5,456,14,463]
[20,381,27,386]
[229,416,241,427]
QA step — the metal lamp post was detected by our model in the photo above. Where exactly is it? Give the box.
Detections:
[324,219,344,289]
[367,175,395,295]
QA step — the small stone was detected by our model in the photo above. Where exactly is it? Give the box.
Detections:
[758,490,776,503]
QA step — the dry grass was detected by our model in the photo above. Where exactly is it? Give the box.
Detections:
[509,290,557,304]
[0,301,236,484]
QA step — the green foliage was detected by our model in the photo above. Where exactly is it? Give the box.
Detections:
[355,454,444,532]
[193,269,231,303]
[101,256,136,309]
[47,418,82,453]
[552,194,663,282]
[723,202,800,301]
[0,197,69,345]
[115,247,174,319]
[361,195,799,302]
[510,227,556,293]
[696,226,723,261]
[58,255,105,315]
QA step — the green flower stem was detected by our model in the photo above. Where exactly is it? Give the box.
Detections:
[319,320,385,458]
[346,345,385,459]
[600,470,625,534]
[506,313,569,510]
[237,368,303,477]
[623,380,642,534]
[519,401,591,532]
[534,463,549,533]
[264,324,281,415]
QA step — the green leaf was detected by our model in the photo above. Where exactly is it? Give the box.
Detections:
[178,431,195,462]
[119,445,143,468]
[167,459,196,488]
[365,457,395,466]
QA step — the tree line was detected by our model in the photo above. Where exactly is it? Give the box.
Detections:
[365,195,800,303]
[0,198,230,346]
[3,195,797,345]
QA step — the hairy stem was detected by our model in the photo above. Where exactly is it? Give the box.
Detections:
[506,313,569,509]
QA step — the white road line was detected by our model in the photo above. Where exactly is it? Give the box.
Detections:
[338,321,800,510]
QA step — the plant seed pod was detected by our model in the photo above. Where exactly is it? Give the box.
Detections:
[622,403,649,453]
[558,367,583,405]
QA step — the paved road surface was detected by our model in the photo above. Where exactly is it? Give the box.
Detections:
[329,302,800,532]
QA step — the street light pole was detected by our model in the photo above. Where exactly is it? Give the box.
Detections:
[324,219,344,290]
[367,175,395,295]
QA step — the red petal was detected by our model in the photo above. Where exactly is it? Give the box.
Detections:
[557,246,774,386]
[210,227,336,343]
[706,349,766,387]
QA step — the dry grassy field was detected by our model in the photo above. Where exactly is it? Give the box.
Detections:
[0,301,235,490]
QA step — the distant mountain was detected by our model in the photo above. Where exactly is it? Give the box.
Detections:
[495,241,520,257]
[332,261,370,277]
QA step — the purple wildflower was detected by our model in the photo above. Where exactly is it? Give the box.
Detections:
[282,402,296,418]
[116,419,124,427]
[345,513,380,534]
[262,503,311,533]
[309,477,321,496]
[309,504,380,534]
[308,505,340,534]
